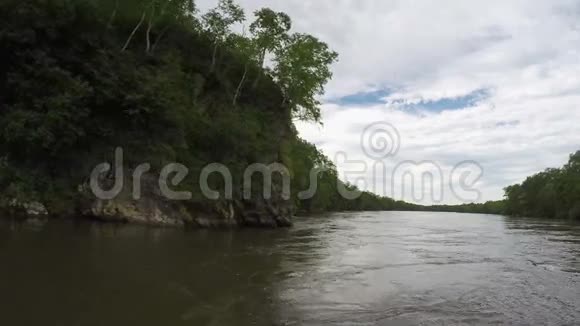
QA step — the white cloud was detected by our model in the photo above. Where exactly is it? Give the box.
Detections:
[199,0,580,204]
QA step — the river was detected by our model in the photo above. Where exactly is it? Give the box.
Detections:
[1,212,579,325]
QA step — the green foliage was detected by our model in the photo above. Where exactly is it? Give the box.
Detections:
[503,151,580,219]
[202,0,245,37]
[250,8,291,67]
[382,152,580,219]
[288,138,400,214]
[274,34,338,122]
[202,0,245,71]
[0,0,407,218]
[228,33,258,106]
[0,0,285,213]
[9,0,574,222]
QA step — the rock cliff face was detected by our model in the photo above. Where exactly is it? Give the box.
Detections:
[78,173,293,228]
[85,196,293,228]
[4,168,294,228]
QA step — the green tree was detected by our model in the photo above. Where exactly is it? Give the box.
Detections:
[202,0,245,72]
[145,0,198,53]
[250,8,291,68]
[228,33,258,106]
[120,0,151,51]
[1,0,377,221]
[501,151,580,219]
[274,33,338,122]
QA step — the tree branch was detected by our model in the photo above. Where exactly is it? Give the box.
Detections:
[233,62,249,107]
[121,11,146,52]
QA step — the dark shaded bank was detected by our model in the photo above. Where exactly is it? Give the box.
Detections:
[0,0,294,227]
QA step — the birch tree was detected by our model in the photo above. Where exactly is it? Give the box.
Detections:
[229,33,258,106]
[202,0,245,72]
[249,8,291,68]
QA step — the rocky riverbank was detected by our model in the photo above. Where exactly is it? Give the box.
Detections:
[5,174,293,229]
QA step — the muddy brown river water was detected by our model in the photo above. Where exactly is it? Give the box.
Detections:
[1,211,579,325]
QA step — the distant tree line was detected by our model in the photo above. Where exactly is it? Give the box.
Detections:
[409,151,580,220]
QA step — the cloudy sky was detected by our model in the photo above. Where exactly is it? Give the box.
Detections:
[199,0,580,205]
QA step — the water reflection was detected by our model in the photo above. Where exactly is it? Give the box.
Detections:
[0,220,291,325]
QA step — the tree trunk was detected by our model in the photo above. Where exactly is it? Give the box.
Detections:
[121,11,146,52]
[259,49,266,68]
[233,62,249,107]
[210,41,219,73]
[145,11,154,53]
[252,73,262,89]
[151,26,170,54]
[107,0,119,29]
[252,49,267,88]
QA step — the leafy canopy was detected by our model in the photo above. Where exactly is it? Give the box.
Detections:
[274,34,338,122]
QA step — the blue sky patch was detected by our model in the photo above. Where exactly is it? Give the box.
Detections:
[407,88,491,112]
[329,88,491,113]
[330,89,392,106]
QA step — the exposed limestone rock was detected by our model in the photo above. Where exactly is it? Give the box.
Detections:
[88,198,187,227]
[8,199,49,217]
[80,170,293,228]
